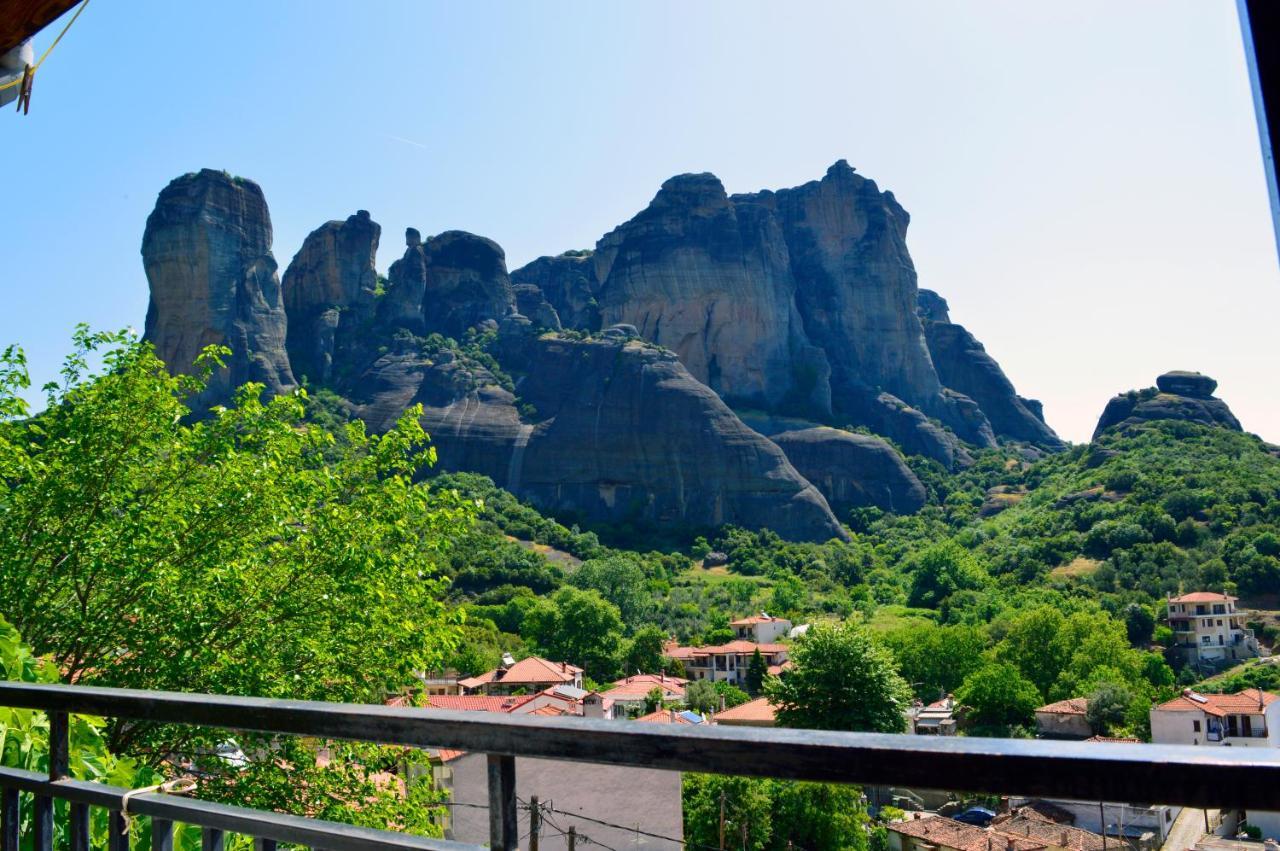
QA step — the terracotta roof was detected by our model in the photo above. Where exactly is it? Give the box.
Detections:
[890,816,1045,851]
[714,697,777,724]
[666,640,789,659]
[730,614,785,626]
[1036,698,1088,716]
[601,678,687,701]
[464,657,583,687]
[635,709,694,724]
[611,673,689,688]
[995,814,1106,851]
[1169,592,1236,603]
[423,695,535,713]
[1155,688,1276,717]
[1014,801,1076,825]
[529,704,569,716]
[432,748,466,763]
[1085,735,1142,744]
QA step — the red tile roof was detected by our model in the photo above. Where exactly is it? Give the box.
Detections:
[995,814,1106,851]
[1085,735,1142,743]
[1155,688,1276,717]
[890,816,1046,851]
[730,614,783,626]
[665,640,789,659]
[423,695,535,713]
[1035,698,1088,716]
[461,657,583,688]
[529,704,569,716]
[635,709,694,724]
[1169,592,1236,603]
[601,676,687,701]
[713,697,777,725]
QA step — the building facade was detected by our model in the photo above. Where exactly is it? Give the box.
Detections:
[1166,592,1260,668]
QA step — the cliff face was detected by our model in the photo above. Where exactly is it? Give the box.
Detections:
[142,169,296,408]
[515,161,1061,463]
[916,290,1063,449]
[1094,372,1242,439]
[769,427,926,516]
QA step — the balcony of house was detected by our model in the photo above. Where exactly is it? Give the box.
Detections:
[3,683,1280,851]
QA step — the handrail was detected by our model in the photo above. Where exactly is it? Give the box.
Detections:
[2,682,1280,808]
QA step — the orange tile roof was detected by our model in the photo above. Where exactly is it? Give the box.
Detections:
[730,614,783,626]
[635,709,694,724]
[713,697,777,724]
[1036,698,1088,716]
[529,704,569,716]
[463,657,583,687]
[424,695,535,713]
[1085,735,1141,743]
[601,679,686,701]
[666,640,789,659]
[1155,688,1276,717]
[1169,592,1236,603]
[890,816,1046,851]
[433,748,466,763]
[995,815,1106,851]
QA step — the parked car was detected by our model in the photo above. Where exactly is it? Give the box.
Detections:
[953,807,997,827]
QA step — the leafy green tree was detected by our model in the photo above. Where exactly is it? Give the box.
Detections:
[523,586,625,679]
[621,624,670,675]
[955,662,1042,730]
[643,687,664,715]
[1085,682,1134,736]
[685,679,718,714]
[683,774,773,851]
[882,623,987,699]
[714,681,752,709]
[766,622,912,732]
[770,780,869,851]
[995,606,1072,699]
[568,554,652,625]
[683,774,868,851]
[1123,603,1156,646]
[907,541,989,608]
[0,331,467,729]
[746,648,768,695]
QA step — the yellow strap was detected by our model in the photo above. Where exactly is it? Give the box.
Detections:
[0,0,90,93]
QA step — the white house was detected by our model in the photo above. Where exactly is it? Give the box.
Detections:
[1166,592,1261,668]
[1150,688,1279,747]
[730,612,792,644]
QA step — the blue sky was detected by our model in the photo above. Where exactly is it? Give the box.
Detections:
[3,1,1276,443]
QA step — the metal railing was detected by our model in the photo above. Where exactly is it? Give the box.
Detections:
[2,682,1280,851]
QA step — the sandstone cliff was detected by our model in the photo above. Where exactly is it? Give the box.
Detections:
[1094,371,1242,439]
[142,169,296,408]
[769,427,927,516]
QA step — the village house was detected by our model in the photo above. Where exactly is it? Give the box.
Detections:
[909,695,959,735]
[730,612,793,644]
[664,640,788,686]
[1009,794,1180,846]
[1034,698,1092,739]
[457,653,583,696]
[597,673,688,719]
[1166,592,1261,668]
[888,810,1111,851]
[1150,688,1279,747]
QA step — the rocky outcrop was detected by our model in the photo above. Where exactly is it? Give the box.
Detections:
[917,290,1063,448]
[281,210,380,385]
[142,169,297,409]
[350,334,848,542]
[379,229,515,338]
[513,284,562,331]
[1093,371,1242,439]
[509,251,601,330]
[770,427,927,515]
[516,161,1061,463]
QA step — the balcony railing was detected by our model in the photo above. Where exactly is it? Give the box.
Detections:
[2,683,1280,851]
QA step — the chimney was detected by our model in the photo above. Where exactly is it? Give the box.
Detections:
[1061,830,1069,846]
[560,661,566,672]
[1007,838,1015,851]
[914,813,922,820]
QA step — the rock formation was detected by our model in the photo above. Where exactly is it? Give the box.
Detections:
[514,161,1063,463]
[916,290,1063,448]
[281,210,381,385]
[769,428,927,515]
[1093,371,1242,439]
[142,169,296,408]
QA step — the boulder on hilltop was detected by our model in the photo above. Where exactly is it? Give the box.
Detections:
[1093,371,1242,439]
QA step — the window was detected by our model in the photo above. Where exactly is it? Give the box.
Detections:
[1213,604,1225,614]
[1217,619,1223,626]
[1193,720,1202,732]
[1202,636,1212,645]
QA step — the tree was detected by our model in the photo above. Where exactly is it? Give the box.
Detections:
[995,606,1072,699]
[522,586,625,679]
[1123,603,1156,646]
[643,686,664,715]
[621,625,670,675]
[682,774,869,851]
[770,780,869,851]
[746,648,768,695]
[714,681,752,709]
[765,622,912,732]
[683,774,773,851]
[685,679,718,715]
[0,331,464,834]
[1085,682,1134,736]
[882,623,987,699]
[568,554,652,625]
[954,662,1041,730]
[907,541,989,609]
[0,331,468,730]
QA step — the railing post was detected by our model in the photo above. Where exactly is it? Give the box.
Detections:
[253,837,277,851]
[47,712,69,780]
[202,827,225,851]
[1,789,17,851]
[152,818,173,851]
[108,810,128,851]
[486,754,517,851]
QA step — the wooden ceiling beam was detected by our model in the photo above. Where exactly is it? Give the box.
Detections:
[0,0,84,55]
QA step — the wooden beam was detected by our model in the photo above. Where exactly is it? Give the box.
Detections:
[0,0,84,55]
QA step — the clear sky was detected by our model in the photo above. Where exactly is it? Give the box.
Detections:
[3,1,1276,444]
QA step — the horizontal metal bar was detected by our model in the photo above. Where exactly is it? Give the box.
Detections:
[3,682,1280,810]
[0,768,482,851]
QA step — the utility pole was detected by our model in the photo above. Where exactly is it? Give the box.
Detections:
[529,795,539,851]
[719,789,727,851]
[567,826,576,851]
